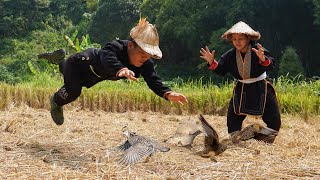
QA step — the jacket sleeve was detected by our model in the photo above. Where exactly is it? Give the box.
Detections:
[209,51,232,76]
[141,60,172,98]
[250,42,275,71]
[98,42,127,78]
[258,48,276,71]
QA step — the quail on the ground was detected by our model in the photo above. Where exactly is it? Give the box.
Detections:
[197,115,227,158]
[230,123,279,144]
[115,130,170,166]
[165,121,201,148]
[250,124,278,143]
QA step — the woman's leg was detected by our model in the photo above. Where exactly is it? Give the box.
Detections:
[261,84,281,131]
[227,98,247,134]
[258,84,281,143]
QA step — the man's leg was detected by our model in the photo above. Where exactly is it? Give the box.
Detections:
[38,49,66,64]
[50,57,82,125]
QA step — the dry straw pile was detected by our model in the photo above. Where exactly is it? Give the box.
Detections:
[0,106,319,179]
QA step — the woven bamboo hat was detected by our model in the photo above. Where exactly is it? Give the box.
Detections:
[221,21,261,41]
[130,18,162,59]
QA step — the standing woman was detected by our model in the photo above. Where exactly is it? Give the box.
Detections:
[199,21,281,143]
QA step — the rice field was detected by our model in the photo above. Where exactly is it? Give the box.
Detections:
[0,106,319,179]
[0,75,319,118]
[0,76,319,179]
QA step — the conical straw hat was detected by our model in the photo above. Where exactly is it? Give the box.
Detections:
[221,21,261,41]
[130,18,162,59]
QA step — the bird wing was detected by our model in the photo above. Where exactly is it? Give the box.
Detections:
[199,115,219,140]
[199,115,220,150]
[204,136,214,149]
[118,142,155,166]
[259,126,279,136]
[138,135,170,152]
[189,129,201,136]
[116,140,132,151]
[237,125,256,141]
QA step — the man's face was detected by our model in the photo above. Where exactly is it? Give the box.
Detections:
[231,33,250,53]
[127,41,152,67]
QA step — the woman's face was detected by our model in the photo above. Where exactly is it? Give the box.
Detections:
[231,33,250,53]
[127,41,151,67]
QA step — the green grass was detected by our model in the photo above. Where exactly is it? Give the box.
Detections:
[274,76,320,119]
[0,73,319,119]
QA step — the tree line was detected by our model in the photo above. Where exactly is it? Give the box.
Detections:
[1,0,319,84]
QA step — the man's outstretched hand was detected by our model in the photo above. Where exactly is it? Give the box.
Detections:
[117,68,137,81]
[166,92,188,105]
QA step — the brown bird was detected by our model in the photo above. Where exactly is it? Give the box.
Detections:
[197,115,227,158]
[165,121,201,149]
[250,124,278,143]
[231,123,279,143]
[115,130,170,166]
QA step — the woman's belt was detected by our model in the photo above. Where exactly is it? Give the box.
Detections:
[238,72,266,84]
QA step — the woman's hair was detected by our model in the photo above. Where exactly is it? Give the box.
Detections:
[226,34,258,42]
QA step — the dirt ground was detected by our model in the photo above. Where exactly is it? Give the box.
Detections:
[0,106,319,179]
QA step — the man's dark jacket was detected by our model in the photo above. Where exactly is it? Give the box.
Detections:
[65,40,171,98]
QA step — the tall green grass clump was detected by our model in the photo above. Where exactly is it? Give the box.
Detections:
[274,75,320,120]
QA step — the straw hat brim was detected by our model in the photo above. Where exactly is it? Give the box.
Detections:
[135,40,162,59]
[221,31,261,41]
[221,21,261,41]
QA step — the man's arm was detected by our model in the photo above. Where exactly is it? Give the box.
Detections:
[141,60,187,105]
[98,42,128,78]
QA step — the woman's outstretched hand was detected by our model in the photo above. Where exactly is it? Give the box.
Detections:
[252,43,266,62]
[200,46,215,65]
